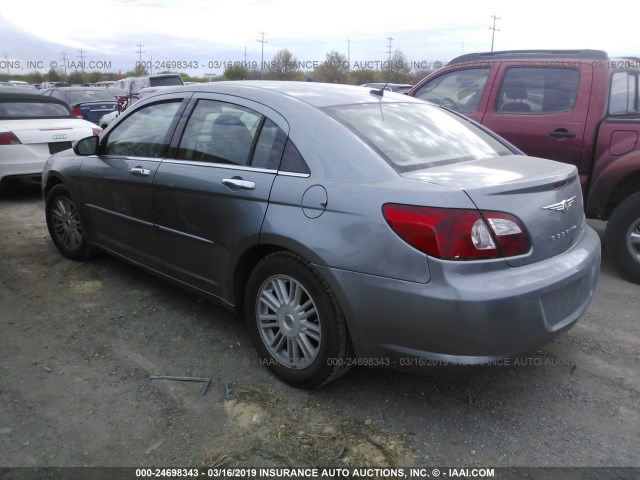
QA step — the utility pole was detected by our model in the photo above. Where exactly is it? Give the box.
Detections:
[243,45,248,64]
[136,43,146,69]
[386,36,394,65]
[257,32,267,79]
[4,53,10,75]
[78,49,86,83]
[61,52,68,75]
[489,12,500,52]
[347,38,351,77]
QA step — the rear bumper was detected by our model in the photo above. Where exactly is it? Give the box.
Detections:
[0,145,49,184]
[316,226,601,369]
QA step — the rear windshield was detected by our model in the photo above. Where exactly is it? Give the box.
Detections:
[326,103,513,172]
[67,90,117,103]
[0,101,71,119]
[149,76,183,87]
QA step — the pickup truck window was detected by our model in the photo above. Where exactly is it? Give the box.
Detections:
[412,68,490,113]
[497,68,580,114]
[609,72,639,115]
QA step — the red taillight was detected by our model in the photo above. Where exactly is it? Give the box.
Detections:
[71,107,83,118]
[382,203,530,260]
[0,132,22,145]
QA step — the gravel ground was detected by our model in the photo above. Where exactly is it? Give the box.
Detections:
[0,187,638,476]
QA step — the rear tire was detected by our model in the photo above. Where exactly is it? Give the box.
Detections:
[605,192,640,283]
[245,252,352,388]
[45,184,94,261]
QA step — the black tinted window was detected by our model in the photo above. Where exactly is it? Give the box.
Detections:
[279,140,310,174]
[149,76,183,87]
[251,118,287,169]
[497,68,580,114]
[101,101,181,157]
[177,100,261,165]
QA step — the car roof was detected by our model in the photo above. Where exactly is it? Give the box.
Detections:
[154,81,425,108]
[43,87,110,91]
[449,49,609,64]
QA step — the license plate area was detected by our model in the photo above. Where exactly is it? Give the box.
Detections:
[48,141,72,154]
[540,273,590,331]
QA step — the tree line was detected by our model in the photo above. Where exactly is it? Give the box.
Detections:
[1,49,439,86]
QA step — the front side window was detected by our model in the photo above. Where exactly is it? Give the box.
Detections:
[609,71,639,115]
[177,100,262,166]
[413,68,491,113]
[101,100,181,157]
[326,103,512,172]
[496,68,580,114]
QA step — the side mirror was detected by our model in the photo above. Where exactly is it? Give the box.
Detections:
[73,135,99,156]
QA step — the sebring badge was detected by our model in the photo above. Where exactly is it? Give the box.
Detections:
[542,196,576,213]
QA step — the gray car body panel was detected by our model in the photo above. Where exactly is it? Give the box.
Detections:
[42,81,601,367]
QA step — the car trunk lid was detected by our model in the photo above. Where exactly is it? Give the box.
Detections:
[74,102,117,124]
[402,155,586,266]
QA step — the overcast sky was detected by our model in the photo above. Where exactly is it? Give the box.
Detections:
[1,0,638,76]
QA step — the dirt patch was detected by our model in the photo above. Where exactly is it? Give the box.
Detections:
[213,385,414,469]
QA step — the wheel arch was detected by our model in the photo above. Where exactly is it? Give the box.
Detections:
[587,151,640,219]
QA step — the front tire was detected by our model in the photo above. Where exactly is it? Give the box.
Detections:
[45,184,94,261]
[605,192,640,283]
[245,252,352,388]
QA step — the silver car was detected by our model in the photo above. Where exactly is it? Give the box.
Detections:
[42,81,600,388]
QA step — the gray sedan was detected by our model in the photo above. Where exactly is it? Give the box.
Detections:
[42,81,600,388]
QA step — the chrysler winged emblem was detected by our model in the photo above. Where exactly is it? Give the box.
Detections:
[542,196,576,213]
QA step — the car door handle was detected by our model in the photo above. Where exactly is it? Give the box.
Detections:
[548,129,577,139]
[129,167,151,176]
[222,178,256,190]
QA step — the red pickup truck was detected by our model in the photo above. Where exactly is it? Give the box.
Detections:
[410,50,640,282]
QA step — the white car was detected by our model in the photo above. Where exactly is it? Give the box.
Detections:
[0,88,100,190]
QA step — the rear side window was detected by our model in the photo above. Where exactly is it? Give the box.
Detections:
[413,68,490,113]
[177,99,261,165]
[609,71,639,114]
[496,68,580,114]
[251,118,287,170]
[279,140,310,175]
[101,100,181,158]
[0,101,71,118]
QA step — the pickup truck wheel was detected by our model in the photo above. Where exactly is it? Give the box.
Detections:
[245,252,352,388]
[605,192,640,283]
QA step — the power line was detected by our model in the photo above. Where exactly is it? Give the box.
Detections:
[489,12,500,52]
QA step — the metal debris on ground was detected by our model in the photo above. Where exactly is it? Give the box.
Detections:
[139,375,211,395]
[224,382,233,399]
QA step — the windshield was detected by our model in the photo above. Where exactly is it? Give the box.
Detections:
[326,102,513,172]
